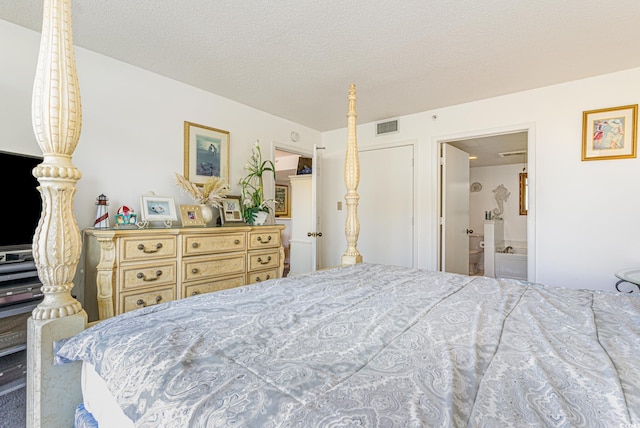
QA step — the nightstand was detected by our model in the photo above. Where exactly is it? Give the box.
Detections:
[614,268,640,293]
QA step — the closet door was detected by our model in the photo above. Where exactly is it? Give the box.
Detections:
[358,144,414,267]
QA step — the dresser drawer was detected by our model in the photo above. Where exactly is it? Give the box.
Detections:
[248,229,281,250]
[120,286,175,314]
[248,249,280,272]
[182,253,246,282]
[183,275,246,298]
[247,268,278,284]
[183,233,246,256]
[120,236,177,262]
[119,262,177,291]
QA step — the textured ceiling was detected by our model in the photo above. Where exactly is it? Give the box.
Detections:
[2,1,640,131]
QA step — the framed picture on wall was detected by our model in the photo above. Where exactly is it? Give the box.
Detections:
[219,195,244,224]
[184,121,230,184]
[274,184,289,217]
[582,104,637,161]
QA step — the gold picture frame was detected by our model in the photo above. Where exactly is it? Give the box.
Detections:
[274,184,289,217]
[519,173,527,216]
[582,104,637,161]
[179,204,205,227]
[184,121,230,184]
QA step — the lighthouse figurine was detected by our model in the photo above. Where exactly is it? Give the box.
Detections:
[94,194,110,228]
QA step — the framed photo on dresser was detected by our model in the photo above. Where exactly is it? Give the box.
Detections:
[179,204,205,227]
[219,196,244,224]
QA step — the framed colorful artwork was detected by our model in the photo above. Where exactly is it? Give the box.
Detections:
[184,121,230,184]
[582,104,637,161]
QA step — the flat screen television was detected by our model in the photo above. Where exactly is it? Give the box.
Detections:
[0,151,43,254]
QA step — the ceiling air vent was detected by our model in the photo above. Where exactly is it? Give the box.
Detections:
[376,119,399,136]
[498,150,526,157]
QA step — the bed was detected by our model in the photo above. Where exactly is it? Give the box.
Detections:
[57,263,640,427]
[25,1,640,427]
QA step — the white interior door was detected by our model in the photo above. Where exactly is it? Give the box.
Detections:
[442,144,470,274]
[310,145,323,270]
[358,144,414,267]
[289,175,313,274]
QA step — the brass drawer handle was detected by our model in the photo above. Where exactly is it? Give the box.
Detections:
[191,291,200,296]
[234,239,240,245]
[256,235,272,244]
[136,299,145,306]
[137,243,163,253]
[255,274,271,282]
[191,268,199,274]
[191,242,200,248]
[135,295,163,307]
[136,270,162,281]
[257,256,272,265]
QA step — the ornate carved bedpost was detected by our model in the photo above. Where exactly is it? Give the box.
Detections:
[27,0,87,426]
[341,83,363,265]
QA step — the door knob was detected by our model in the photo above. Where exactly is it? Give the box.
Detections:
[307,232,323,237]
[466,229,473,234]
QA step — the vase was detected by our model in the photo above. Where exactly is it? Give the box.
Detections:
[199,204,214,225]
[253,211,268,226]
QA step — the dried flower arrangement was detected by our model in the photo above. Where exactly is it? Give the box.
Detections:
[174,173,230,208]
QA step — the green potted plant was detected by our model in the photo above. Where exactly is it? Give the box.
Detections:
[240,141,276,225]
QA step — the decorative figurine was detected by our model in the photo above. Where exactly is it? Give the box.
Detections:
[114,205,138,227]
[94,194,110,228]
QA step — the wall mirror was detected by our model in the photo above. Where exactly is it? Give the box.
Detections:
[519,172,528,215]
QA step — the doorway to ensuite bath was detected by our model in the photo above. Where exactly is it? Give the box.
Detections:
[438,126,535,282]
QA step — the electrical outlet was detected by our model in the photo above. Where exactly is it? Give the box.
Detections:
[337,201,342,210]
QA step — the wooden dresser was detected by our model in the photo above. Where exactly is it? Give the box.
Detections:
[84,225,284,321]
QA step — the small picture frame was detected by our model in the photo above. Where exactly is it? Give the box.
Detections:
[296,157,312,175]
[274,184,289,217]
[139,195,178,222]
[184,121,230,185]
[219,195,244,224]
[582,104,638,161]
[179,204,205,227]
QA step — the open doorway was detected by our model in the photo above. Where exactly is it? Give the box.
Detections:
[439,130,533,281]
[273,144,313,276]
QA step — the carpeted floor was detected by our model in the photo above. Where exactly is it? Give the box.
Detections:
[0,387,26,428]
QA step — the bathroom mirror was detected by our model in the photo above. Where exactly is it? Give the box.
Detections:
[519,173,528,215]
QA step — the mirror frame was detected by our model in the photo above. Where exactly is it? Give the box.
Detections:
[519,172,528,215]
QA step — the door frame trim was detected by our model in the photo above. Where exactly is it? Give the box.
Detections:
[433,123,536,283]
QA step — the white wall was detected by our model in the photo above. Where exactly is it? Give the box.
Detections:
[0,20,320,230]
[0,20,320,302]
[5,18,640,293]
[322,68,640,292]
[470,164,527,243]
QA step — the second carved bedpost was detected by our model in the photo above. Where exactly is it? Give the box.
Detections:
[341,83,363,265]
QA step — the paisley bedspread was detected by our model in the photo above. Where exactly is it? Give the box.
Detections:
[56,263,640,427]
